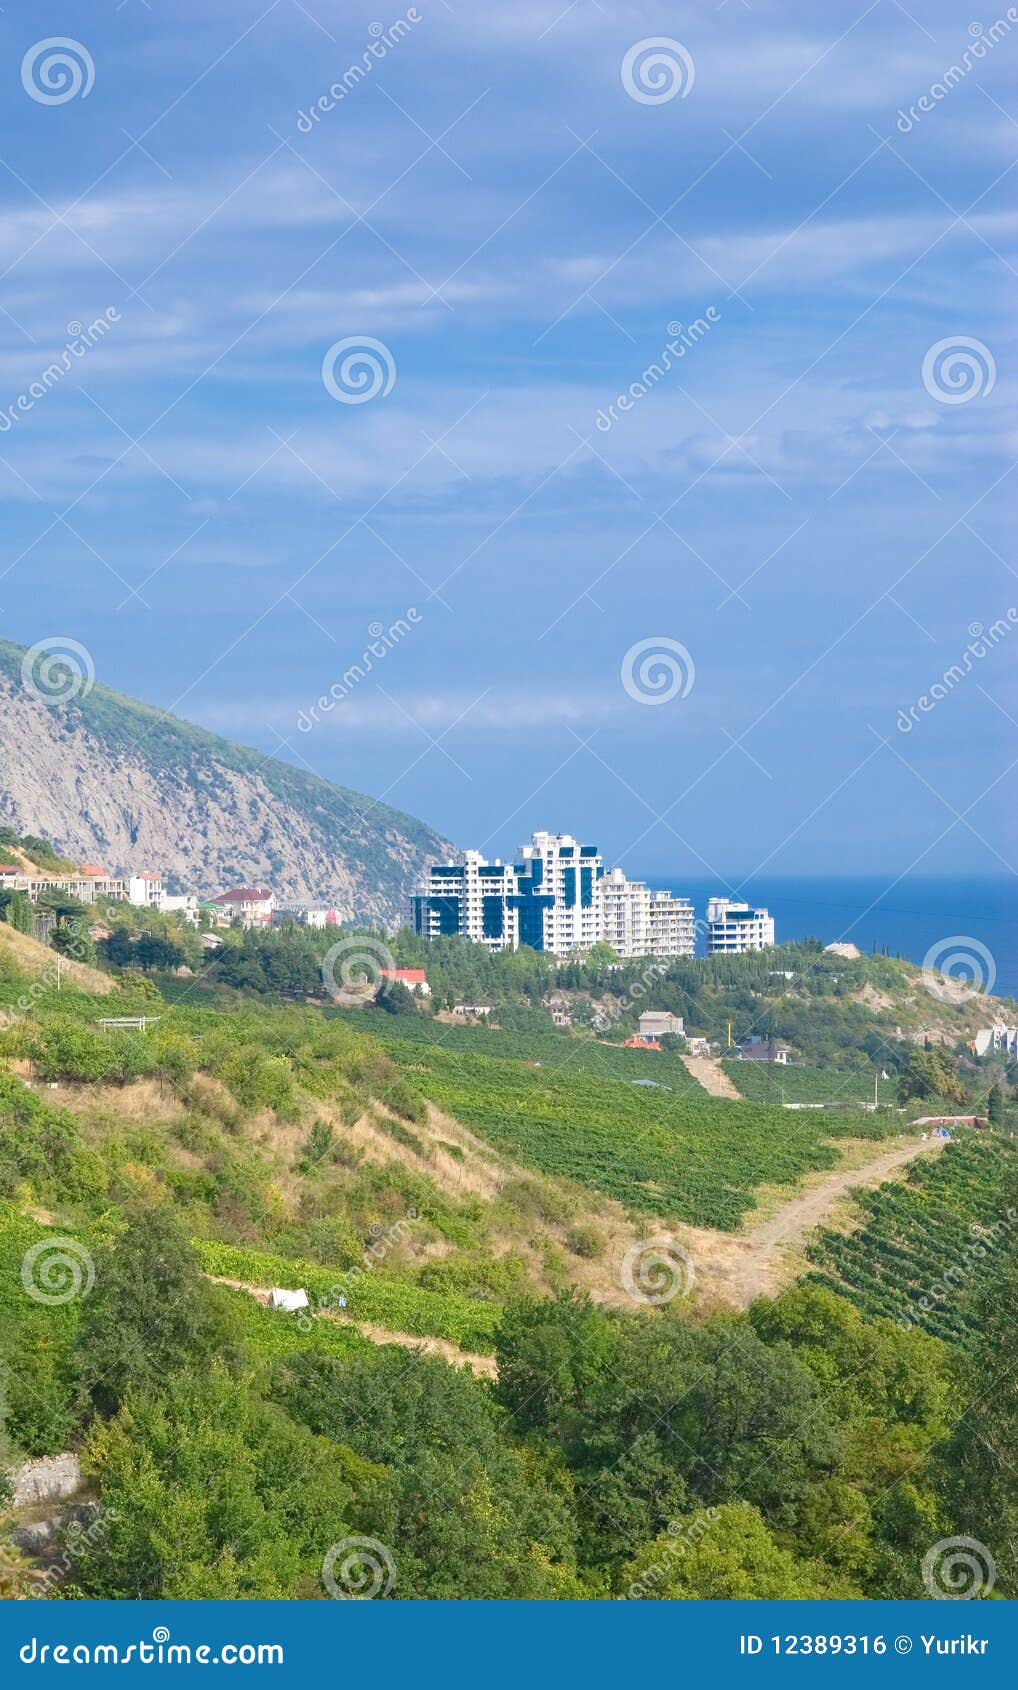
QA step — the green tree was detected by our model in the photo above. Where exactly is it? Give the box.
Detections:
[496,1294,841,1569]
[274,1347,581,1598]
[0,890,34,934]
[378,980,418,1016]
[70,1369,355,1598]
[51,917,97,968]
[987,1083,1007,1126]
[897,1047,966,1106]
[75,1201,239,1417]
[619,1502,852,1599]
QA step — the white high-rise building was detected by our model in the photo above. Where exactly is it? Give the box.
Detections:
[598,867,649,955]
[411,851,521,951]
[647,888,696,958]
[599,869,694,959]
[516,832,603,954]
[706,897,775,954]
[413,833,696,960]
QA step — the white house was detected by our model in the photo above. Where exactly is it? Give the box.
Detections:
[380,968,431,996]
[157,892,200,925]
[974,1024,1018,1058]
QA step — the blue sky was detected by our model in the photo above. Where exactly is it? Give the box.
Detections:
[0,0,1014,887]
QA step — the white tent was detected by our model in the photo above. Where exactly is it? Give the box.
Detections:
[268,1287,309,1312]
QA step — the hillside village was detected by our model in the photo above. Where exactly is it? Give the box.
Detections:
[0,830,1012,1089]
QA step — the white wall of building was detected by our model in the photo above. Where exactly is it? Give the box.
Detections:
[706,897,775,953]
[413,837,696,960]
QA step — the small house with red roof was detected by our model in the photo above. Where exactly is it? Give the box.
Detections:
[210,887,275,927]
[381,967,431,996]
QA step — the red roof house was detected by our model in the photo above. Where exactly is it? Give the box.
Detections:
[210,887,275,926]
[381,968,431,996]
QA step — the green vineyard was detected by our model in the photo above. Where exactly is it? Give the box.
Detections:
[722,1059,888,1106]
[336,1010,704,1088]
[806,1132,1018,1347]
[357,1036,903,1230]
[196,1238,502,1354]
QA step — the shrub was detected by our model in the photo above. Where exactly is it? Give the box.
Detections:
[566,1223,604,1259]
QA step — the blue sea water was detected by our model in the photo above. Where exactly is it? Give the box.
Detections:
[644,874,1018,1002]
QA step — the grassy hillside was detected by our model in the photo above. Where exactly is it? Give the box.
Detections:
[336,1009,704,1088]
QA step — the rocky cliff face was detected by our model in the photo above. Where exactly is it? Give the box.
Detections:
[0,640,454,926]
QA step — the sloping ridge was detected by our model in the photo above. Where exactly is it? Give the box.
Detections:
[0,922,114,996]
[0,638,455,925]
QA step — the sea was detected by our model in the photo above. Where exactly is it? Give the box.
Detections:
[644,874,1018,1002]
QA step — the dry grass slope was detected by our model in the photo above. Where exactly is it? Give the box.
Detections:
[0,923,113,996]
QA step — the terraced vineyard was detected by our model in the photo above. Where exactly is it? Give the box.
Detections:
[722,1059,889,1107]
[197,1239,501,1354]
[806,1132,1018,1348]
[354,1036,903,1230]
[337,1010,704,1089]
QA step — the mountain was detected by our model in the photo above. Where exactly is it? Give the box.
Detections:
[0,637,455,925]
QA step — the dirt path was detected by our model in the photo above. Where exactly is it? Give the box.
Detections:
[681,1054,742,1098]
[684,1135,943,1309]
[210,1276,497,1378]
